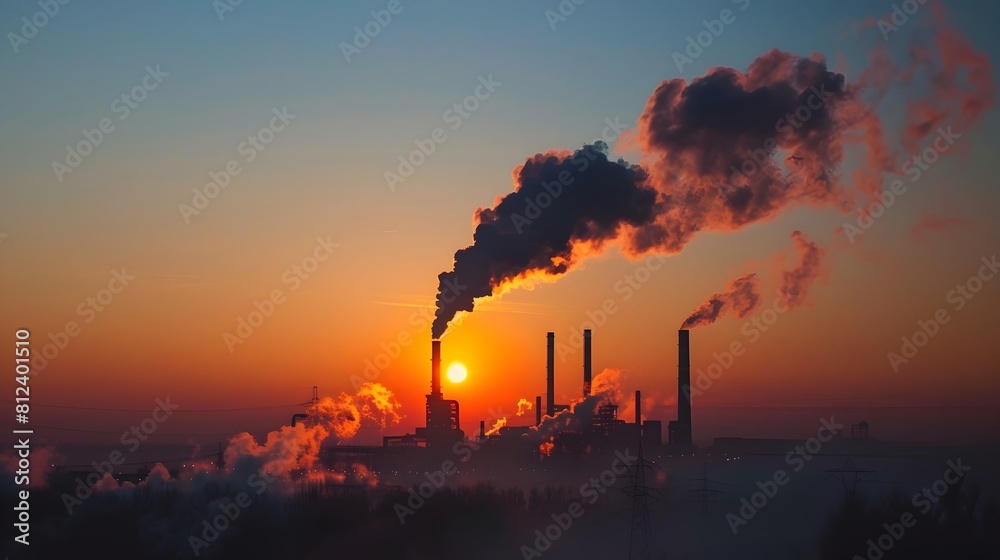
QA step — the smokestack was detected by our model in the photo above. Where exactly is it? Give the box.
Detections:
[535,396,542,426]
[635,390,641,425]
[480,420,485,439]
[678,329,692,444]
[431,339,442,396]
[546,332,555,417]
[583,329,592,397]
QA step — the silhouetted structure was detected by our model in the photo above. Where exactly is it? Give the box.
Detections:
[851,420,870,440]
[623,440,663,559]
[592,403,623,436]
[824,458,876,499]
[669,329,693,446]
[583,328,592,397]
[415,339,464,447]
[546,332,555,417]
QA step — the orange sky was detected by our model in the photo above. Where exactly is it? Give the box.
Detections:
[2,1,999,451]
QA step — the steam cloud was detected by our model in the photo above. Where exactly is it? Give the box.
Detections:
[778,230,827,309]
[515,398,533,416]
[681,273,762,329]
[485,417,507,436]
[225,382,403,476]
[532,368,625,444]
[429,6,992,338]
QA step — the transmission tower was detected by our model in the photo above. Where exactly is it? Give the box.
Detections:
[622,439,663,559]
[824,457,876,499]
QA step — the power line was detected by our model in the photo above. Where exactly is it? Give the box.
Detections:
[0,423,240,438]
[698,405,985,411]
[0,401,309,412]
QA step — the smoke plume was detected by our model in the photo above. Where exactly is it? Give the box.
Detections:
[515,398,533,416]
[532,368,625,443]
[432,143,658,337]
[778,231,827,309]
[485,417,507,436]
[431,6,994,338]
[681,273,762,329]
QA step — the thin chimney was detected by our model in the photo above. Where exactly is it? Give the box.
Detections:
[546,332,555,418]
[479,420,485,439]
[431,339,442,396]
[535,395,542,426]
[583,329,592,397]
[635,390,641,424]
[678,329,692,445]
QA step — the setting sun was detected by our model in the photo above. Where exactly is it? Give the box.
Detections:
[446,362,468,383]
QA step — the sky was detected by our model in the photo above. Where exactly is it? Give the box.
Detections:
[1,0,999,451]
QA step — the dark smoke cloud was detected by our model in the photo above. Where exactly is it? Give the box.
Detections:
[681,273,761,329]
[432,7,994,337]
[778,230,827,309]
[432,143,658,338]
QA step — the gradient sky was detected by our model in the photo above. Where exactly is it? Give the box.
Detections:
[2,0,999,451]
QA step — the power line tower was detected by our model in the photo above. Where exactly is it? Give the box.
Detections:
[688,461,739,514]
[824,457,876,499]
[622,439,663,559]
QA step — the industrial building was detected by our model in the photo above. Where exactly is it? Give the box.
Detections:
[382,328,694,456]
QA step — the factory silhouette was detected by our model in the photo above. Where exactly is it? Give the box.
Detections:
[379,329,692,453]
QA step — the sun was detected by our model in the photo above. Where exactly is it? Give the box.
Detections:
[446,362,468,383]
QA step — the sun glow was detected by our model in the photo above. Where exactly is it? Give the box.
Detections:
[446,362,468,383]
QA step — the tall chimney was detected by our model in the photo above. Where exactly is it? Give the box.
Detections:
[535,395,542,426]
[431,339,442,396]
[479,420,485,438]
[546,332,555,417]
[635,390,641,424]
[583,329,592,397]
[678,329,692,444]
